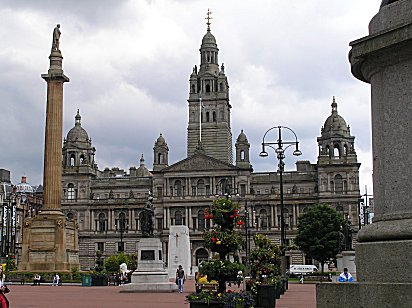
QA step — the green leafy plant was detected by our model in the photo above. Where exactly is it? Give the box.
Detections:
[247,234,282,298]
[187,290,255,307]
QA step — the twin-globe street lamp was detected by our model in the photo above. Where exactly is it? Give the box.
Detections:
[259,126,302,277]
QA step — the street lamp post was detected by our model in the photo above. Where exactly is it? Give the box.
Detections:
[259,126,302,279]
[116,213,128,252]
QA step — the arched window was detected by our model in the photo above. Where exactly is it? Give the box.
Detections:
[98,213,107,232]
[335,174,343,193]
[175,180,182,197]
[260,209,268,230]
[240,150,245,160]
[219,82,224,92]
[198,210,205,231]
[206,84,211,93]
[343,144,348,155]
[175,211,183,226]
[326,145,330,156]
[195,248,209,266]
[206,112,210,122]
[79,155,85,164]
[197,179,205,196]
[117,212,127,230]
[191,84,195,93]
[68,183,76,200]
[138,211,144,230]
[158,153,163,164]
[283,208,290,229]
[70,154,75,167]
[336,205,344,217]
[333,144,340,158]
[213,111,216,122]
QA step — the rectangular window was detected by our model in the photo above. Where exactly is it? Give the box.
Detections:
[97,242,104,252]
[240,184,246,196]
[157,218,163,231]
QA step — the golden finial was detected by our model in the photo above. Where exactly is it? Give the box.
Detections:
[205,8,212,32]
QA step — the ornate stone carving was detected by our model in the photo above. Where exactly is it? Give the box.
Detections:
[166,154,236,172]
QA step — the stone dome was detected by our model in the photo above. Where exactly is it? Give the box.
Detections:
[201,31,217,48]
[322,98,349,137]
[156,133,166,145]
[236,129,248,143]
[67,110,89,141]
[15,176,34,194]
[136,154,151,177]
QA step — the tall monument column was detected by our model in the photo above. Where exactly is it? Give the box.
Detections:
[20,25,79,272]
[317,1,412,306]
[42,23,69,214]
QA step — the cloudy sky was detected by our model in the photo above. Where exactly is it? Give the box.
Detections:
[0,0,381,194]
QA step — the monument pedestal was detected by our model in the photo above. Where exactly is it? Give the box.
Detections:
[20,212,79,271]
[317,1,412,306]
[120,238,177,293]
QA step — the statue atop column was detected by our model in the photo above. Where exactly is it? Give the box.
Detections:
[52,24,61,52]
[141,192,154,237]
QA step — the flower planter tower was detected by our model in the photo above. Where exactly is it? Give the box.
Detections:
[201,198,244,293]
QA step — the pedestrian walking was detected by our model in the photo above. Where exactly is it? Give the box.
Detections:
[176,265,185,293]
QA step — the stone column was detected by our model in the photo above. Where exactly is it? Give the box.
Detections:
[41,50,69,214]
[20,25,79,272]
[349,0,412,284]
[317,2,412,306]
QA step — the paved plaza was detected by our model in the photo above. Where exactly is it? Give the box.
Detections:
[5,280,316,308]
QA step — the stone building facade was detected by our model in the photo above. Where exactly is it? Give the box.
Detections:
[61,24,361,271]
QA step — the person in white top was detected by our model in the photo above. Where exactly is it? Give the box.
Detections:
[52,273,60,286]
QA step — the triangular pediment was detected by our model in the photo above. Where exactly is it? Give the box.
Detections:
[162,153,238,173]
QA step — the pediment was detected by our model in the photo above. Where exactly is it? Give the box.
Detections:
[162,153,238,173]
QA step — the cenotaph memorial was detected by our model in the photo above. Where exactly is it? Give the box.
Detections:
[167,225,191,279]
[317,1,412,306]
[20,25,80,271]
[120,194,177,292]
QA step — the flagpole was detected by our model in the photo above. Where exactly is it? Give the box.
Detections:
[199,91,202,142]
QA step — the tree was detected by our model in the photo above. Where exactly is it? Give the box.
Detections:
[295,204,344,273]
[104,253,136,273]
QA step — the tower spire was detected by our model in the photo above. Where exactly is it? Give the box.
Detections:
[205,9,212,32]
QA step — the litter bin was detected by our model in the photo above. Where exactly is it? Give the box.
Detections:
[82,275,92,287]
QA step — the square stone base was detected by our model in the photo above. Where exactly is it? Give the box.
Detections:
[317,283,412,308]
[20,213,79,272]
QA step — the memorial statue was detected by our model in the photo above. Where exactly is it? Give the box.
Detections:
[339,219,353,251]
[380,0,400,8]
[52,24,61,51]
[141,193,154,237]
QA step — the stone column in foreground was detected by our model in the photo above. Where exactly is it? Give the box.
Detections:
[317,1,412,306]
[20,25,79,271]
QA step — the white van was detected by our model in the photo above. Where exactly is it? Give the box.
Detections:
[289,265,318,277]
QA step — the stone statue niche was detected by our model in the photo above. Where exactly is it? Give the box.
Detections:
[141,193,154,237]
